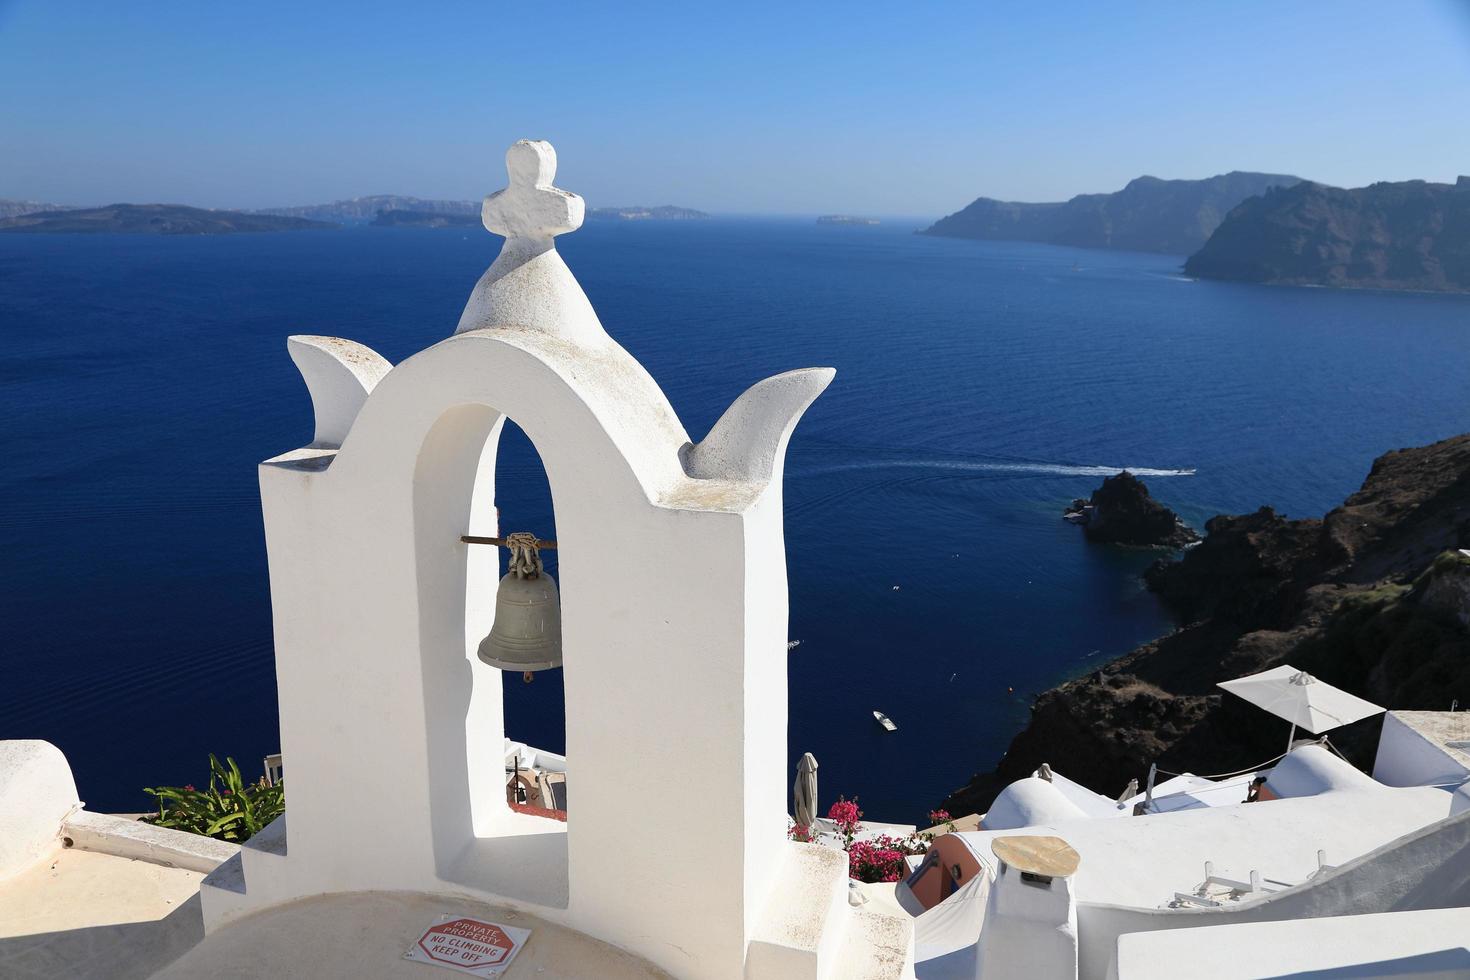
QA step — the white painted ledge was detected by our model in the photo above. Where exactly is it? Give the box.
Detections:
[63,809,238,874]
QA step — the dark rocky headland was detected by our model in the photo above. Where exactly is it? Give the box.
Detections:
[1185,177,1470,293]
[1065,471,1199,549]
[921,171,1300,255]
[944,433,1470,816]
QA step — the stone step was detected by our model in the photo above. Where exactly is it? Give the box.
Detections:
[200,815,291,933]
[827,906,916,980]
[198,851,251,931]
[746,842,850,979]
[239,814,287,879]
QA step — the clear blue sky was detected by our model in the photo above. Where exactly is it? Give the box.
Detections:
[2,1,1468,215]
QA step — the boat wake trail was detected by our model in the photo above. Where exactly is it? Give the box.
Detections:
[798,459,1196,479]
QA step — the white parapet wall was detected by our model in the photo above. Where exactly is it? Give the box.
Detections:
[1373,710,1470,788]
[64,809,237,874]
[0,740,79,881]
[0,738,238,882]
[1113,907,1470,979]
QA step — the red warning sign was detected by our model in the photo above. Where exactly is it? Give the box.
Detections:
[407,916,530,976]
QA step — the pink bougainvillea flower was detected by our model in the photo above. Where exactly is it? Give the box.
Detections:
[847,839,907,883]
[827,796,863,836]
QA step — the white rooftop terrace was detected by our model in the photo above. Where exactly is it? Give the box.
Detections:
[1114,906,1470,979]
[911,732,1470,980]
[956,785,1454,911]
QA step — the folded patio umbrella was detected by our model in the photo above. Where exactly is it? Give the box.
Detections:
[793,752,819,829]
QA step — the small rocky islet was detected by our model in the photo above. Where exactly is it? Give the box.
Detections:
[1063,470,1200,549]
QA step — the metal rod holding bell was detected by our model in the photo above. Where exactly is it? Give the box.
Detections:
[464,530,562,680]
[461,534,557,549]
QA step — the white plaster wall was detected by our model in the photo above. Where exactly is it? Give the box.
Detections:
[252,326,827,980]
[1373,712,1470,788]
[974,864,1078,980]
[0,740,79,881]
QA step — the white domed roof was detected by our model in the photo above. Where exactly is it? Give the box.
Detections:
[982,776,1090,830]
[1264,744,1382,798]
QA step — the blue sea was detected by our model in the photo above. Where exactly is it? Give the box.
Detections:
[3,220,1470,822]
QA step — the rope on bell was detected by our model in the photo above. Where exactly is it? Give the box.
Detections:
[504,531,545,579]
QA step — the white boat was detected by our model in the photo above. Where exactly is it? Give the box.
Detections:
[873,710,897,732]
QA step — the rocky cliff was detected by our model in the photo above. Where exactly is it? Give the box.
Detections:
[943,433,1470,816]
[922,172,1300,255]
[1184,178,1470,292]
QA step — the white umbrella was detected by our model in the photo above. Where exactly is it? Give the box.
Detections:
[793,752,819,829]
[1218,665,1385,748]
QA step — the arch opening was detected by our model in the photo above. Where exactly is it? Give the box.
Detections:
[494,420,568,818]
[413,403,570,909]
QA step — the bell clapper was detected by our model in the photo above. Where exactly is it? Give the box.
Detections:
[523,671,535,684]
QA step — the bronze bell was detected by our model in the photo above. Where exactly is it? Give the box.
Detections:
[477,532,562,673]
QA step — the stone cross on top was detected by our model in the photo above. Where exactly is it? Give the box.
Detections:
[455,139,604,343]
[482,140,584,246]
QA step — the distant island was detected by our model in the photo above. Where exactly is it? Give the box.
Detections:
[367,203,710,226]
[0,195,714,231]
[371,208,480,228]
[257,198,708,224]
[1184,177,1470,293]
[817,215,879,226]
[922,171,1300,255]
[586,205,708,221]
[256,195,476,224]
[0,204,336,235]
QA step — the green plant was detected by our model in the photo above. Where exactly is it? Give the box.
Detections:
[143,754,284,843]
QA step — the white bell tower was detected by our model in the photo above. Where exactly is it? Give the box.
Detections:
[202,139,913,980]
